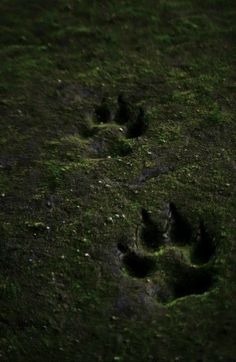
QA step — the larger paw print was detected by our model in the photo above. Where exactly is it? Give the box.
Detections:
[118,203,217,304]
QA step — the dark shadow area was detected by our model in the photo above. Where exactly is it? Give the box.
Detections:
[114,94,132,125]
[141,208,164,250]
[123,251,156,278]
[95,98,111,123]
[117,241,129,254]
[170,263,214,299]
[191,220,215,265]
[169,202,193,245]
[126,108,148,139]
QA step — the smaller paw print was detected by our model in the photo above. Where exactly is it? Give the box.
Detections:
[118,203,217,304]
[89,94,148,158]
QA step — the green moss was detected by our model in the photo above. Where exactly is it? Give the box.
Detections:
[0,0,235,361]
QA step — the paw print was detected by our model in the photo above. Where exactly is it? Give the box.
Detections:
[54,91,148,161]
[88,94,148,158]
[118,203,216,304]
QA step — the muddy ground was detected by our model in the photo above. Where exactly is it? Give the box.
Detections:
[0,0,236,361]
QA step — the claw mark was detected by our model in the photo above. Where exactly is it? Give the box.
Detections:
[140,208,164,249]
[191,220,215,265]
[126,107,148,139]
[117,241,129,254]
[95,97,111,123]
[115,94,132,125]
[168,202,193,245]
[123,251,156,278]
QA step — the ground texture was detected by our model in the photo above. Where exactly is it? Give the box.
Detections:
[0,0,236,361]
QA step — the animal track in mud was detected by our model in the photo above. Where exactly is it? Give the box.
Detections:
[88,94,148,158]
[56,93,148,160]
[118,203,217,304]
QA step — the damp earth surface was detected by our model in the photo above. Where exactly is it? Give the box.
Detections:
[0,1,236,361]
